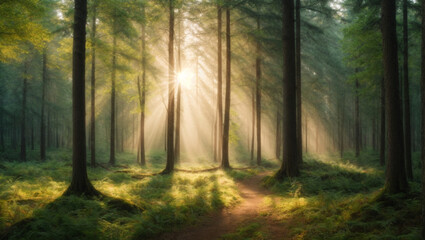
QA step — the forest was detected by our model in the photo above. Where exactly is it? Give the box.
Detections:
[0,0,424,239]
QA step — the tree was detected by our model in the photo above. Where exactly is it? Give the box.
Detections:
[163,0,175,174]
[355,76,360,157]
[381,0,408,194]
[221,2,231,169]
[255,16,262,166]
[276,0,299,179]
[402,0,413,180]
[137,6,147,166]
[109,19,117,166]
[216,2,223,164]
[90,0,97,168]
[380,77,385,166]
[64,0,99,196]
[421,0,425,237]
[20,61,28,162]
[40,49,47,161]
[295,0,302,165]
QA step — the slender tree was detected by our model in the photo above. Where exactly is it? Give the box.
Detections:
[90,1,97,168]
[421,0,425,237]
[137,6,147,166]
[175,9,182,163]
[40,49,47,161]
[109,20,117,166]
[20,61,28,162]
[163,0,175,174]
[216,3,223,163]
[275,110,281,159]
[381,0,408,194]
[380,77,385,166]
[64,0,99,196]
[402,0,413,180]
[221,3,231,169]
[255,16,262,166]
[355,77,360,157]
[276,0,299,179]
[295,0,302,165]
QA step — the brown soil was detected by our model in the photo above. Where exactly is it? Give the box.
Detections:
[155,172,288,240]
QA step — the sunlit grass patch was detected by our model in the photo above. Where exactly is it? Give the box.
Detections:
[0,150,245,239]
[264,151,421,239]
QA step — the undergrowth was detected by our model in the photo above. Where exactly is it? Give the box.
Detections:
[0,149,244,240]
[263,151,421,239]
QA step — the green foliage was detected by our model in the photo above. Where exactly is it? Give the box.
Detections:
[0,150,242,239]
[263,152,421,239]
[220,222,267,240]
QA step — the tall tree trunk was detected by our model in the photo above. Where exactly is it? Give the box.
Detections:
[275,110,281,159]
[255,17,262,166]
[381,0,408,194]
[64,0,99,196]
[421,0,425,236]
[221,4,231,169]
[109,29,117,165]
[250,88,255,162]
[138,7,147,166]
[47,108,51,148]
[90,4,96,168]
[372,111,376,151]
[175,11,182,163]
[40,50,47,160]
[295,0,302,164]
[305,114,308,153]
[403,0,413,180]
[355,77,360,157]
[0,96,3,152]
[20,61,28,162]
[216,4,223,163]
[31,119,34,150]
[164,0,175,174]
[276,0,298,179]
[380,77,385,166]
[340,96,345,158]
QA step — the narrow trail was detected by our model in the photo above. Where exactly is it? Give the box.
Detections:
[156,172,288,240]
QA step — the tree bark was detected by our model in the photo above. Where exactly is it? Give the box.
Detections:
[255,17,262,166]
[295,0,302,165]
[276,0,298,179]
[40,50,47,161]
[421,0,425,237]
[403,0,413,180]
[250,88,255,162]
[221,5,231,169]
[64,0,99,196]
[381,0,408,194]
[138,7,147,166]
[90,3,96,168]
[174,10,182,163]
[163,0,175,174]
[380,77,385,166]
[20,61,28,162]
[355,77,360,157]
[216,4,223,163]
[275,110,281,159]
[109,28,117,166]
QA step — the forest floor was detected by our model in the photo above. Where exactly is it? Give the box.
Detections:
[156,172,287,240]
[0,149,422,240]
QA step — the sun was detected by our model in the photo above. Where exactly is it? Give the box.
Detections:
[177,69,195,90]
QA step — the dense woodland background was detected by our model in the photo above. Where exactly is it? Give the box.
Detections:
[0,0,424,239]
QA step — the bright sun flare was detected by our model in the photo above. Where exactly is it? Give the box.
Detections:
[177,69,195,90]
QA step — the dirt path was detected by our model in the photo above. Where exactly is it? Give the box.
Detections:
[156,172,287,240]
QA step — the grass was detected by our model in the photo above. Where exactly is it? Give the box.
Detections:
[0,149,244,240]
[263,150,421,240]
